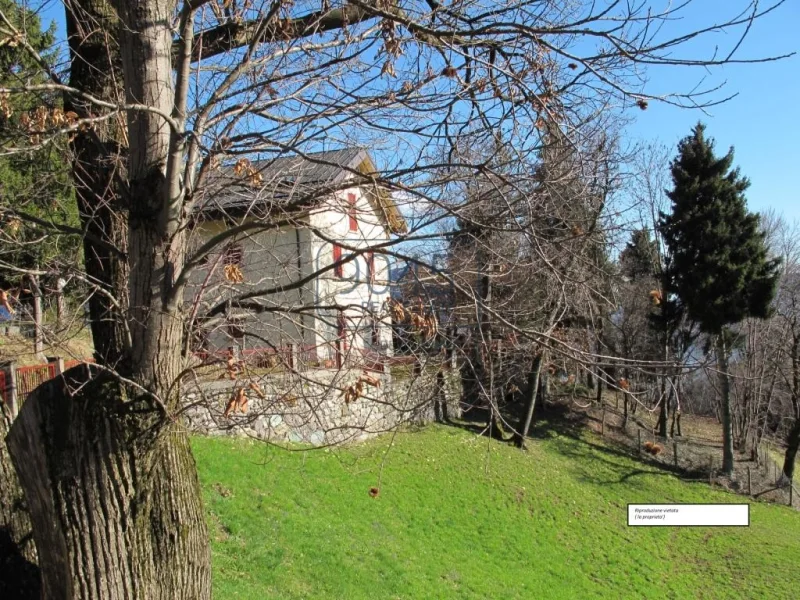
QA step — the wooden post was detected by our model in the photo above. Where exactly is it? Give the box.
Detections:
[709,455,713,485]
[673,441,678,468]
[47,356,65,376]
[747,466,752,496]
[601,405,605,436]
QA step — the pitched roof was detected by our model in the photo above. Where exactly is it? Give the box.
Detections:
[196,147,407,233]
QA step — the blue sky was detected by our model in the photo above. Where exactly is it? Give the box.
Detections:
[36,1,799,221]
[626,0,799,221]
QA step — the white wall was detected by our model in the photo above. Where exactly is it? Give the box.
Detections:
[308,185,394,361]
[187,183,395,363]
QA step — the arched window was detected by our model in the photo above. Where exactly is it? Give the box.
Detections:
[223,243,244,266]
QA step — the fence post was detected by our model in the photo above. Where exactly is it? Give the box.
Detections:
[47,356,65,376]
[673,441,678,468]
[286,344,295,371]
[638,429,642,456]
[601,405,605,436]
[1,361,18,420]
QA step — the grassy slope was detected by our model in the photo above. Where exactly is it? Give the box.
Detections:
[193,424,800,600]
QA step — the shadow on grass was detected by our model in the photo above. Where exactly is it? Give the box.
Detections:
[447,391,711,486]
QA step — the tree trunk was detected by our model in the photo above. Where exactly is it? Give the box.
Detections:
[2,1,212,597]
[657,376,669,439]
[65,0,130,368]
[29,275,45,361]
[515,353,543,448]
[433,369,449,423]
[0,405,40,600]
[783,419,800,481]
[623,391,629,428]
[7,369,209,600]
[595,365,604,406]
[671,377,683,437]
[717,334,735,476]
[55,277,67,332]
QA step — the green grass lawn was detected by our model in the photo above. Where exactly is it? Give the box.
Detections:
[193,424,800,600]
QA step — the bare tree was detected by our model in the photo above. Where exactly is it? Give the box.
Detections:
[0,0,792,597]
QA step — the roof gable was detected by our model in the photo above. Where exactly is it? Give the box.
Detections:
[197,148,407,234]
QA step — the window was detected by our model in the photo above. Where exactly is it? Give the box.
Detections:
[366,252,375,284]
[347,193,358,231]
[223,243,244,266]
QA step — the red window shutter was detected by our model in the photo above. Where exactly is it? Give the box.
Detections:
[333,244,343,277]
[347,193,358,231]
[366,252,375,283]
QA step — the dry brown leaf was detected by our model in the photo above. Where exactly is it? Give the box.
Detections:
[248,381,266,398]
[224,264,244,283]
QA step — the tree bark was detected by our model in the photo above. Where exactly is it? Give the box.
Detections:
[623,390,629,428]
[515,353,543,448]
[55,277,67,332]
[29,275,45,361]
[657,376,670,439]
[2,2,212,597]
[782,419,800,481]
[64,0,130,368]
[717,334,735,476]
[7,368,209,600]
[0,404,40,600]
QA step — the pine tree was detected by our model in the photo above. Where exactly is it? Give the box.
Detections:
[620,228,659,280]
[659,123,780,476]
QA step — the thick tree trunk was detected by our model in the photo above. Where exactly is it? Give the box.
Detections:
[65,0,130,367]
[7,369,209,600]
[515,353,543,448]
[0,405,40,600]
[3,2,212,597]
[717,335,735,476]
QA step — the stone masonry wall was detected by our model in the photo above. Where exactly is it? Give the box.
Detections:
[181,368,462,446]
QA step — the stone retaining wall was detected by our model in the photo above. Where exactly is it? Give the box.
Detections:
[182,368,462,445]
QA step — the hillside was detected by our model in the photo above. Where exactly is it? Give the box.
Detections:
[193,422,800,599]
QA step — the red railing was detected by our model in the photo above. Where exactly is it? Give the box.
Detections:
[17,362,56,406]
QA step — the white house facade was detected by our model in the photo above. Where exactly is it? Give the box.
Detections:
[187,148,406,369]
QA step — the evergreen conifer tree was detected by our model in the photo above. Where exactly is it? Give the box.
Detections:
[659,123,780,476]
